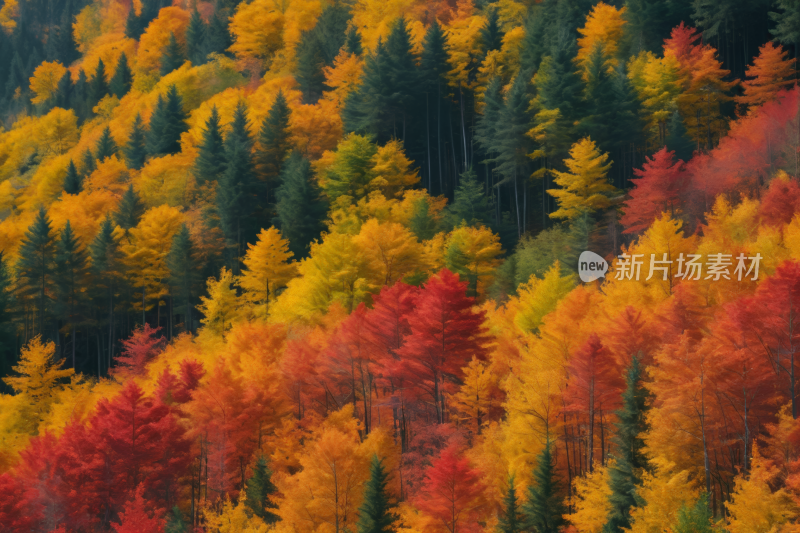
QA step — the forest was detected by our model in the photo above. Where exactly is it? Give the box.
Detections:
[0,0,800,530]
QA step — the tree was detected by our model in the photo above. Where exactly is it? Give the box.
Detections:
[576,2,627,75]
[185,9,207,66]
[167,224,202,333]
[357,455,396,533]
[90,215,124,374]
[194,105,226,186]
[415,446,488,533]
[736,42,796,108]
[238,227,295,318]
[110,53,133,99]
[245,455,279,523]
[54,221,88,370]
[674,493,713,533]
[111,486,166,533]
[160,32,186,76]
[256,89,292,202]
[604,355,650,533]
[497,475,523,533]
[125,114,148,170]
[621,147,685,234]
[0,252,15,383]
[95,126,118,162]
[29,60,67,104]
[770,0,800,51]
[443,168,495,230]
[565,463,613,533]
[444,224,503,299]
[479,7,503,57]
[318,134,378,201]
[115,184,145,232]
[113,323,166,377]
[63,159,82,194]
[548,137,617,220]
[275,151,327,259]
[198,267,242,336]
[88,58,109,108]
[16,207,56,338]
[203,12,232,59]
[81,147,97,177]
[522,440,565,533]
[397,269,489,423]
[346,27,363,56]
[146,85,189,157]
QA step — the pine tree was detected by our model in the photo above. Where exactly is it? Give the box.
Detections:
[185,9,207,66]
[115,184,145,232]
[16,208,57,338]
[604,355,651,533]
[578,46,616,153]
[443,168,495,230]
[88,58,109,108]
[110,53,133,98]
[0,252,16,387]
[63,159,82,194]
[146,85,189,156]
[165,506,188,533]
[497,475,523,533]
[673,493,713,533]
[53,71,73,109]
[70,69,90,122]
[275,151,327,259]
[480,7,504,56]
[167,224,202,334]
[54,221,88,370]
[522,440,565,533]
[419,20,450,195]
[256,90,292,202]
[194,106,226,185]
[665,110,694,162]
[519,3,549,73]
[57,4,80,66]
[160,32,186,76]
[90,215,123,375]
[346,27,363,56]
[357,455,396,533]
[295,1,351,103]
[203,13,232,58]
[770,0,800,51]
[125,7,144,40]
[95,126,118,162]
[81,148,96,177]
[409,197,438,241]
[244,455,280,523]
[124,114,148,170]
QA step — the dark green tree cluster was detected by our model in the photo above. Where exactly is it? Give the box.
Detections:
[295,1,352,103]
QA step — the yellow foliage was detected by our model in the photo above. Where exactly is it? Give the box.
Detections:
[48,189,120,248]
[450,357,501,434]
[290,97,343,160]
[628,460,698,533]
[29,61,68,104]
[0,0,18,33]
[627,51,681,142]
[136,7,190,72]
[351,0,420,52]
[228,0,286,64]
[199,267,249,337]
[576,2,626,75]
[353,219,424,286]
[446,6,486,89]
[370,140,420,198]
[444,224,503,299]
[565,463,613,533]
[84,154,129,195]
[204,498,270,533]
[73,4,103,53]
[77,33,137,81]
[323,50,365,105]
[512,262,575,333]
[135,151,196,207]
[548,137,617,220]
[238,227,297,319]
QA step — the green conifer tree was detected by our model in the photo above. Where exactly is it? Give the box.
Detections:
[497,475,523,533]
[195,105,226,185]
[146,85,189,156]
[346,27,363,56]
[419,20,450,195]
[256,90,292,203]
[443,168,495,230]
[16,207,57,338]
[203,13,232,58]
[124,114,148,170]
[408,197,438,241]
[54,221,88,370]
[0,252,17,387]
[275,151,327,259]
[480,7,504,56]
[522,439,565,533]
[165,506,188,533]
[70,70,90,122]
[114,184,145,233]
[95,126,118,162]
[666,111,694,162]
[125,7,143,40]
[89,215,123,375]
[110,53,133,98]
[185,9,207,66]
[604,355,651,533]
[160,32,186,76]
[81,148,96,177]
[295,1,350,103]
[63,159,82,195]
[57,4,80,66]
[357,455,396,533]
[88,58,109,109]
[244,455,280,523]
[53,71,73,110]
[167,224,202,333]
[771,0,800,51]
[673,493,713,533]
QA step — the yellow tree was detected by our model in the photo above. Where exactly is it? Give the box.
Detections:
[627,460,698,533]
[565,463,613,533]
[199,267,247,336]
[548,138,617,220]
[450,357,501,435]
[228,0,285,65]
[2,336,74,433]
[576,2,626,76]
[136,7,190,72]
[323,49,365,105]
[204,498,269,533]
[29,61,67,104]
[513,262,575,333]
[444,224,503,299]
[370,139,420,199]
[238,227,297,319]
[627,51,681,144]
[736,42,796,108]
[353,219,424,287]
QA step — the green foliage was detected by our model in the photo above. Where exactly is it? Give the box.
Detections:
[88,58,109,109]
[146,85,190,157]
[186,9,208,66]
[203,13,233,59]
[409,197,438,241]
[16,208,56,338]
[666,110,694,162]
[357,455,396,533]
[770,0,800,47]
[256,89,292,202]
[165,506,188,533]
[275,151,327,259]
[346,27,363,56]
[167,224,202,333]
[63,159,82,195]
[124,114,148,171]
[160,32,186,76]
[194,105,226,185]
[244,455,280,523]
[673,493,714,533]
[522,440,565,533]
[54,221,88,367]
[497,475,523,533]
[0,252,17,386]
[95,126,118,162]
[296,1,351,103]
[115,184,145,232]
[318,133,377,201]
[443,169,495,230]
[81,148,97,177]
[110,53,133,99]
[480,7,503,56]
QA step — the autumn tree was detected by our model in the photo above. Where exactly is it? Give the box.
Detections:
[256,89,292,204]
[146,85,189,157]
[621,147,685,233]
[523,440,565,533]
[275,151,327,259]
[238,227,296,318]
[111,486,166,533]
[245,455,279,523]
[548,138,617,220]
[736,42,796,108]
[16,207,56,338]
[29,60,67,104]
[113,324,165,376]
[357,455,396,533]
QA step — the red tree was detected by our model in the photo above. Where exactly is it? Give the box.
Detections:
[415,445,488,533]
[113,324,166,376]
[759,174,800,226]
[621,147,686,234]
[396,269,489,423]
[111,485,165,533]
[0,473,35,532]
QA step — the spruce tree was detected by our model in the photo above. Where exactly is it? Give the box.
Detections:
[16,207,57,338]
[295,32,327,104]
[167,224,201,333]
[519,3,548,73]
[408,197,438,241]
[244,455,280,523]
[579,46,616,153]
[81,148,96,177]
[673,493,713,533]
[146,85,189,156]
[666,111,694,162]
[89,215,123,375]
[275,151,327,259]
[88,58,109,108]
[110,53,133,98]
[125,8,144,40]
[771,0,800,50]
[70,70,90,122]
[115,184,145,232]
[53,71,72,109]
[124,114,148,170]
[497,475,523,533]
[480,7,504,56]
[522,440,565,533]
[54,221,88,370]
[256,90,292,202]
[604,355,651,533]
[185,9,207,66]
[57,4,80,66]
[95,126,118,162]
[160,32,186,76]
[0,252,16,387]
[345,27,363,56]
[357,455,396,533]
[165,506,188,533]
[63,159,82,195]
[443,168,495,230]
[203,13,232,58]
[194,105,226,185]
[419,20,450,195]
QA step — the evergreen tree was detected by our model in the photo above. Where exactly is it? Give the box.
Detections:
[165,506,188,533]
[63,159,82,195]
[54,221,88,370]
[673,493,713,533]
[480,7,504,56]
[346,27,363,56]
[579,46,616,153]
[146,85,189,156]
[475,76,503,182]
[522,440,565,533]
[519,3,549,73]
[666,110,694,162]
[125,7,144,40]
[604,355,651,533]
[203,13,232,58]
[88,58,109,109]
[160,32,186,76]
[771,0,800,51]
[124,114,148,170]
[0,252,17,387]
[110,53,133,98]
[497,475,523,533]
[295,1,351,103]
[256,90,292,202]
[16,208,57,338]
[89,216,123,375]
[357,455,396,533]
[408,197,438,241]
[624,0,691,54]
[70,69,90,122]
[114,185,145,232]
[56,4,80,66]
[194,105,226,185]
[95,126,118,162]
[81,148,96,177]
[167,224,202,333]
[275,151,327,259]
[419,20,450,195]
[443,168,495,230]
[185,9,207,66]
[53,71,73,109]
[244,455,280,523]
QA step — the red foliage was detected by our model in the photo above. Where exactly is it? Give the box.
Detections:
[622,147,686,233]
[113,324,166,376]
[0,473,35,533]
[759,175,800,226]
[156,359,205,406]
[663,22,702,65]
[111,485,165,533]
